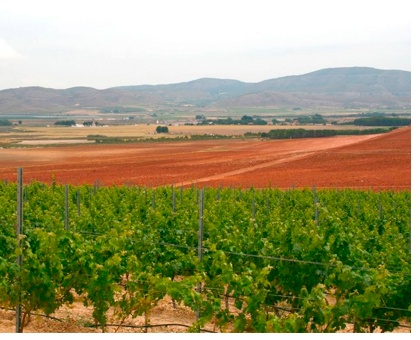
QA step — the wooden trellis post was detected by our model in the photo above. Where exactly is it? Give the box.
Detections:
[196,188,204,320]
[16,168,23,333]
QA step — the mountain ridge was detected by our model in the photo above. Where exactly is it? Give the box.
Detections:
[0,67,411,114]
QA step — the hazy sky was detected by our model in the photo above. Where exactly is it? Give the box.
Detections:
[0,0,412,90]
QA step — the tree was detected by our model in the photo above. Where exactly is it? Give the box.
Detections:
[254,118,267,125]
[54,120,76,126]
[156,126,169,133]
[0,119,12,126]
[240,115,254,124]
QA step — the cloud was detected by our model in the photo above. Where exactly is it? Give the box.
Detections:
[0,38,22,60]
[0,0,412,90]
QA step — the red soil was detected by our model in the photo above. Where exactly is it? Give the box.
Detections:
[0,127,411,190]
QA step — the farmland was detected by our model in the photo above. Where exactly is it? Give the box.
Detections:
[0,182,411,333]
[0,126,411,333]
[0,122,381,145]
[0,126,411,190]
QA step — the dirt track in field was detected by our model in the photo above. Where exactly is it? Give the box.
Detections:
[0,127,411,190]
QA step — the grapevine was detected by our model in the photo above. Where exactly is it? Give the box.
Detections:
[0,181,411,332]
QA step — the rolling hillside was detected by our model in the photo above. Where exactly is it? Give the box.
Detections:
[0,67,411,114]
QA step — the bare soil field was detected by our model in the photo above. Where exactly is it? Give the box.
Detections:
[0,126,411,190]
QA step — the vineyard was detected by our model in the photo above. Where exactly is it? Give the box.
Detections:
[0,178,411,333]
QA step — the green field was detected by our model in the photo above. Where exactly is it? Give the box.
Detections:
[0,182,411,332]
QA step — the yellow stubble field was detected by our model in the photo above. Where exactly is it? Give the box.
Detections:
[1,123,372,145]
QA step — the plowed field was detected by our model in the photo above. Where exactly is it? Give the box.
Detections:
[0,127,411,190]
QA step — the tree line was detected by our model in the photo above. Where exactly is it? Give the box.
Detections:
[352,117,410,126]
[245,127,395,140]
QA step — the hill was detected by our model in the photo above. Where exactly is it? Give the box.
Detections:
[217,67,410,108]
[0,67,411,114]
